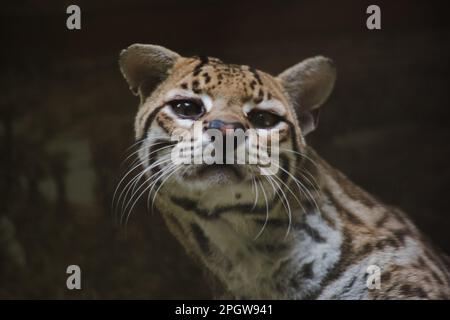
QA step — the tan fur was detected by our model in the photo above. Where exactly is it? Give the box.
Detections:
[118,44,450,299]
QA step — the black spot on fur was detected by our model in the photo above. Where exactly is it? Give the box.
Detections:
[193,55,209,76]
[382,271,392,282]
[301,262,314,279]
[359,243,373,256]
[202,72,211,84]
[340,276,357,295]
[400,284,415,297]
[250,67,263,85]
[290,262,315,289]
[254,88,264,104]
[414,287,428,298]
[192,80,201,94]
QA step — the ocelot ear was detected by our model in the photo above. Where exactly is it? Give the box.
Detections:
[119,44,180,99]
[278,56,336,135]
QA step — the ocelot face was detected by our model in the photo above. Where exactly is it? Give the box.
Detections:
[118,44,335,208]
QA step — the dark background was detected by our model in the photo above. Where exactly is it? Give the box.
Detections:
[1,0,449,298]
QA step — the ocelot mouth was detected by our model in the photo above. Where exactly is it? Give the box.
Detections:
[193,163,244,182]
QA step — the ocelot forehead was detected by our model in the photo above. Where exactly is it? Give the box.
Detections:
[173,56,286,105]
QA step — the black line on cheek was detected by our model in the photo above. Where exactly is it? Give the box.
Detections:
[284,119,303,175]
[147,139,176,176]
[190,223,210,255]
[140,105,166,141]
[279,153,290,183]
[166,214,186,237]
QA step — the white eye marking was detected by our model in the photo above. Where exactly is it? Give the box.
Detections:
[162,106,194,129]
[177,119,195,128]
[201,94,213,112]
[243,99,286,116]
[256,122,288,135]
[163,89,213,121]
[165,88,198,101]
[243,102,254,115]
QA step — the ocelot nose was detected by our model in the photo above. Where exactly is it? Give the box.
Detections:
[207,120,245,135]
[205,119,246,152]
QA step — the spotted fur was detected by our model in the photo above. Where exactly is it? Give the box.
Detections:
[118,44,450,299]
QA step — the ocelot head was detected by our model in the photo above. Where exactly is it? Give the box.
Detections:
[118,44,335,227]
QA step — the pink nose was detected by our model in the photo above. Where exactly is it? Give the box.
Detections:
[207,120,245,135]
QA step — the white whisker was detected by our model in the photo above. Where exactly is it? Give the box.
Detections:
[254,179,269,240]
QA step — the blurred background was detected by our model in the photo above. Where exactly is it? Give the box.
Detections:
[1,0,449,298]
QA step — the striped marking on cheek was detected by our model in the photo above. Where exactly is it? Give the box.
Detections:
[156,112,177,133]
[140,105,166,140]
[190,223,211,255]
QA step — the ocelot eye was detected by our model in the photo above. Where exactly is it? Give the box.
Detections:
[247,110,282,128]
[169,99,205,119]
